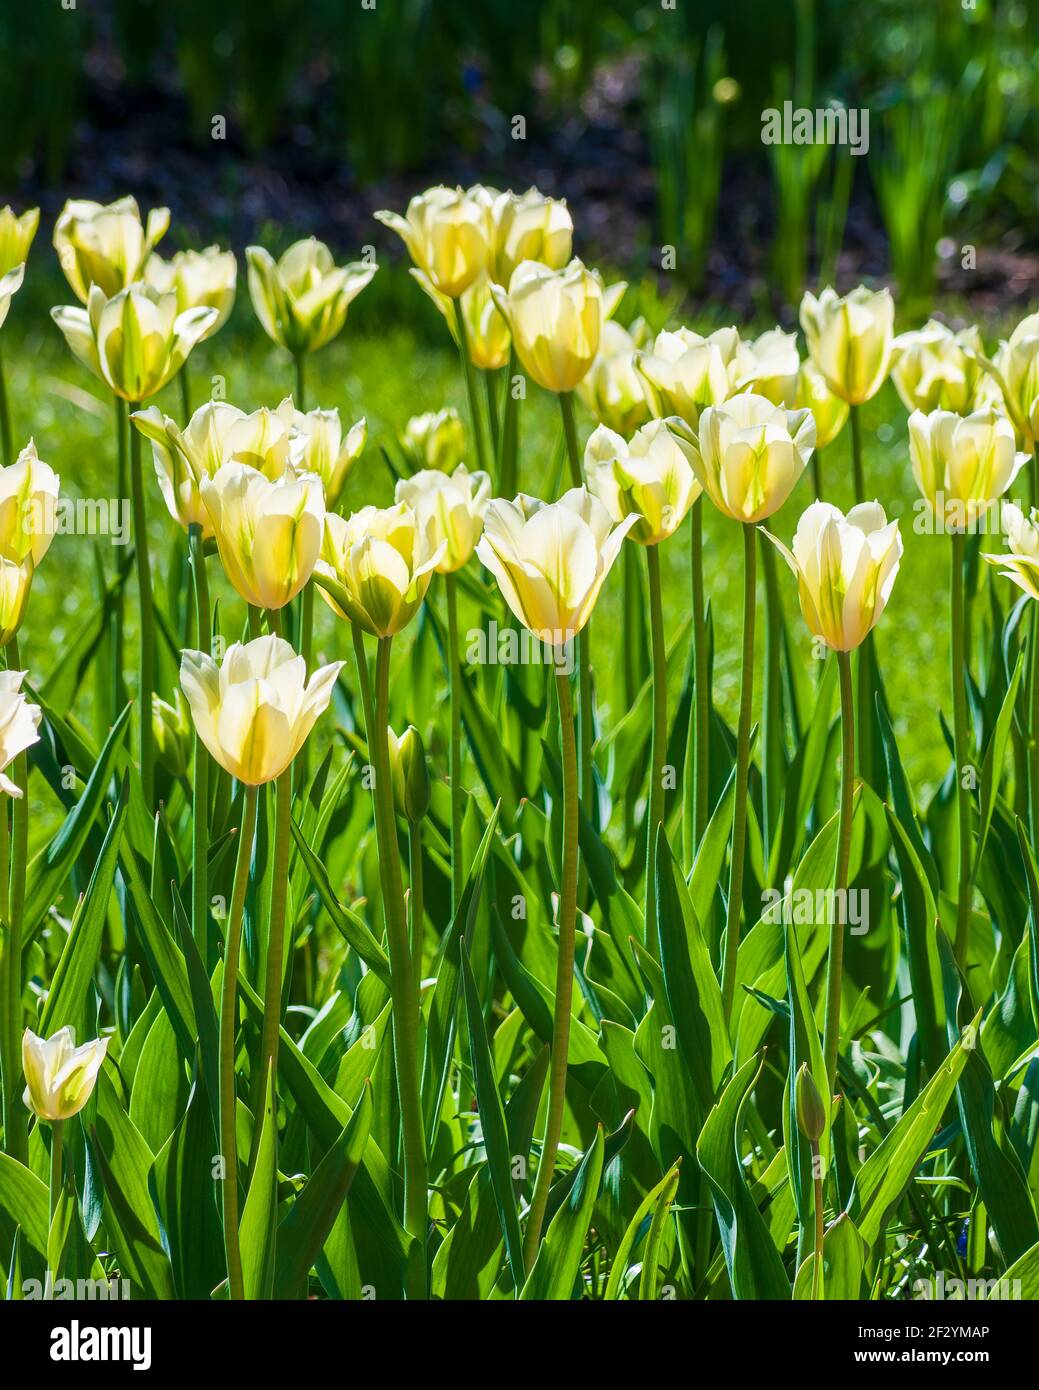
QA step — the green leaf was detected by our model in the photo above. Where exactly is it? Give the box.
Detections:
[289,819,391,985]
[792,1211,865,1299]
[520,1125,605,1300]
[603,1161,681,1300]
[240,1066,278,1301]
[0,1154,49,1257]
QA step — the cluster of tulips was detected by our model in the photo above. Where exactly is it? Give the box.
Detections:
[1,181,1039,1300]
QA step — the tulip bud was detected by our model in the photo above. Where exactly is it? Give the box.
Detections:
[490,259,606,394]
[983,502,1039,602]
[0,205,39,277]
[687,394,816,523]
[53,196,170,302]
[376,186,489,298]
[795,1062,827,1143]
[316,502,443,637]
[180,636,343,786]
[577,318,653,435]
[246,238,376,357]
[908,406,1028,518]
[400,409,466,473]
[799,285,894,406]
[387,725,431,822]
[765,501,902,652]
[152,690,192,777]
[395,465,491,571]
[144,244,237,341]
[22,1026,109,1123]
[0,441,60,566]
[0,668,41,795]
[585,419,701,545]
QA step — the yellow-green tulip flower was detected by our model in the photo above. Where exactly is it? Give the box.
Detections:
[793,359,849,449]
[983,502,1039,601]
[246,238,376,356]
[890,320,997,415]
[483,186,573,287]
[585,418,700,545]
[395,464,491,572]
[0,206,39,277]
[734,327,801,406]
[577,318,653,435]
[51,283,217,402]
[975,313,1039,446]
[0,555,32,648]
[289,406,367,511]
[490,259,607,394]
[22,1026,108,1122]
[180,635,342,786]
[635,325,742,427]
[400,408,466,473]
[908,406,1028,515]
[376,185,489,298]
[201,461,325,610]
[475,487,636,642]
[685,393,816,523]
[799,285,894,405]
[316,501,443,637]
[0,667,41,794]
[765,500,903,651]
[144,244,237,340]
[411,269,511,371]
[0,263,24,331]
[0,440,60,565]
[53,196,169,301]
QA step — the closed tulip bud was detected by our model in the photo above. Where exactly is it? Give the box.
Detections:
[0,440,60,565]
[395,465,491,572]
[491,259,606,394]
[0,556,33,647]
[0,263,24,331]
[635,326,742,427]
[983,503,1039,602]
[890,320,995,415]
[51,284,217,402]
[0,206,39,277]
[476,488,636,642]
[795,1063,827,1143]
[0,668,41,794]
[23,1026,108,1123]
[687,394,816,523]
[486,187,573,286]
[53,196,169,302]
[977,313,1039,446]
[180,635,343,786]
[201,462,325,610]
[577,318,654,434]
[908,407,1028,519]
[793,360,849,449]
[412,270,511,371]
[585,419,701,545]
[152,689,192,777]
[387,724,431,822]
[144,244,237,340]
[765,501,902,652]
[799,285,894,405]
[132,398,294,535]
[401,409,467,473]
[316,502,443,637]
[290,407,367,510]
[734,328,801,406]
[376,186,489,298]
[246,239,376,356]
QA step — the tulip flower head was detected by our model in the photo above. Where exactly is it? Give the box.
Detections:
[484,187,573,287]
[734,328,801,406]
[684,393,816,524]
[491,259,607,394]
[0,263,24,332]
[53,196,170,301]
[0,440,60,566]
[317,501,443,637]
[201,462,325,609]
[793,359,849,449]
[376,186,490,298]
[0,205,39,277]
[476,488,637,643]
[0,557,32,647]
[387,724,431,822]
[585,419,700,545]
[144,244,237,340]
[401,409,466,473]
[51,283,217,402]
[983,502,1039,602]
[246,238,376,356]
[890,320,997,415]
[22,1026,108,1123]
[908,406,1029,527]
[765,501,902,652]
[395,465,490,573]
[0,668,41,794]
[180,635,343,786]
[289,407,367,511]
[152,689,192,777]
[578,318,654,435]
[411,270,511,371]
[975,313,1039,446]
[799,285,894,405]
[635,326,742,427]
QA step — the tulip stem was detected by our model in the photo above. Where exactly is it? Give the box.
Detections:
[48,1119,64,1293]
[849,404,865,504]
[371,637,427,1268]
[483,370,500,459]
[810,1137,825,1301]
[188,524,211,962]
[218,784,257,1302]
[720,523,756,1023]
[823,650,855,1091]
[0,778,13,1157]
[453,300,488,475]
[112,395,127,717]
[294,354,306,412]
[350,621,375,746]
[179,368,192,426]
[558,391,583,487]
[2,635,29,1163]
[499,346,520,495]
[558,391,595,821]
[408,820,424,979]
[524,670,579,1273]
[812,445,825,502]
[253,765,292,1173]
[445,572,464,914]
[0,345,12,467]
[128,400,156,807]
[951,532,974,968]
[684,499,709,869]
[645,543,667,949]
[1029,601,1039,844]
